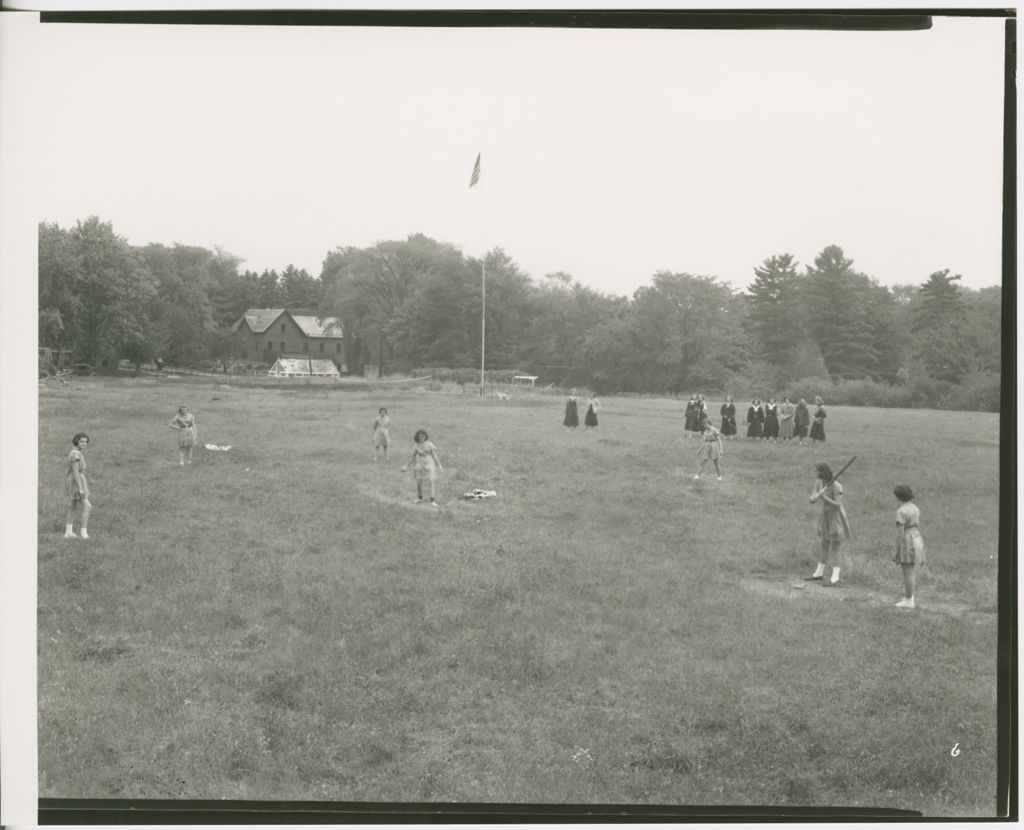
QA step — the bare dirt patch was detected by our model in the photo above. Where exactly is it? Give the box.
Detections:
[737,576,994,621]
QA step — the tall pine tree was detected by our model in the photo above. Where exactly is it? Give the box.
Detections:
[909,269,969,382]
[803,245,879,379]
[744,253,803,368]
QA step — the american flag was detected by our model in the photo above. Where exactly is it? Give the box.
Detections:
[469,152,481,188]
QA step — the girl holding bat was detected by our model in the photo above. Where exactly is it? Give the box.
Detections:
[805,460,853,586]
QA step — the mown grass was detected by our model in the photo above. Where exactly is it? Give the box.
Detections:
[37,379,1001,813]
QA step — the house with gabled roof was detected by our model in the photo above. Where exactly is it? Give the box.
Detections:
[231,308,346,370]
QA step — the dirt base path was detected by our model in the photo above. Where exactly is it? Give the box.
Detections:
[738,576,995,622]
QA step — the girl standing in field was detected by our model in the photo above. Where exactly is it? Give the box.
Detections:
[372,407,391,461]
[563,389,580,429]
[810,396,827,445]
[169,404,198,466]
[401,429,444,507]
[763,397,780,441]
[694,416,724,481]
[64,432,91,540]
[719,396,737,439]
[893,484,926,609]
[779,397,796,442]
[746,399,764,439]
[697,393,709,424]
[584,395,601,429]
[805,462,852,586]
[683,395,699,436]
[793,399,810,445]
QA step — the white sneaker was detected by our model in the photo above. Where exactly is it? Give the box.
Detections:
[63,531,77,539]
[895,597,915,609]
[717,476,723,481]
[80,531,90,540]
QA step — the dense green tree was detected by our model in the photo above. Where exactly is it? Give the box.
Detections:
[961,285,1001,375]
[65,217,157,366]
[744,253,804,368]
[141,244,216,367]
[255,269,286,307]
[910,269,969,382]
[38,222,81,350]
[280,264,321,309]
[204,250,250,326]
[321,235,461,375]
[803,245,879,379]
[630,272,745,393]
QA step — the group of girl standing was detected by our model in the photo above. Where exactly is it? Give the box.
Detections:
[563,389,601,429]
[371,406,444,506]
[747,396,827,444]
[711,395,827,444]
[64,404,198,541]
[804,462,925,609]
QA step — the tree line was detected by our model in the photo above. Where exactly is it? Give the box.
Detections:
[39,217,1002,410]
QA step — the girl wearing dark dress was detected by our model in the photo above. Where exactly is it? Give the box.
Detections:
[696,393,709,425]
[810,396,827,445]
[719,396,737,438]
[684,395,700,436]
[763,398,780,441]
[584,396,601,428]
[746,399,764,439]
[563,389,580,429]
[793,399,810,445]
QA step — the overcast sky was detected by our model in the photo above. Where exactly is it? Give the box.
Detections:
[17,14,1010,296]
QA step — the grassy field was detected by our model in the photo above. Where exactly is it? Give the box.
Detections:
[37,378,1002,814]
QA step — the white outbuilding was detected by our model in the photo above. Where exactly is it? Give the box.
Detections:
[267,357,341,378]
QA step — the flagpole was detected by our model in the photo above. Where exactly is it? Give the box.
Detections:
[480,229,486,397]
[469,151,485,397]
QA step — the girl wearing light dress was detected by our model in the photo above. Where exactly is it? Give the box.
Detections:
[805,462,852,586]
[373,407,391,461]
[693,417,724,481]
[401,429,444,506]
[169,404,198,466]
[64,432,91,540]
[778,397,796,442]
[892,484,926,609]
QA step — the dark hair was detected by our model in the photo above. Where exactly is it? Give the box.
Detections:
[72,432,89,447]
[893,484,914,501]
[379,407,388,414]
[815,462,833,483]
[414,429,429,442]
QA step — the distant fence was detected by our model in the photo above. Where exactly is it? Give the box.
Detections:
[54,362,577,399]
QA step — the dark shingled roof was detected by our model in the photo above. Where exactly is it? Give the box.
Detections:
[232,309,343,338]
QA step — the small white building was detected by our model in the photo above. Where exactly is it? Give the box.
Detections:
[268,357,341,378]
